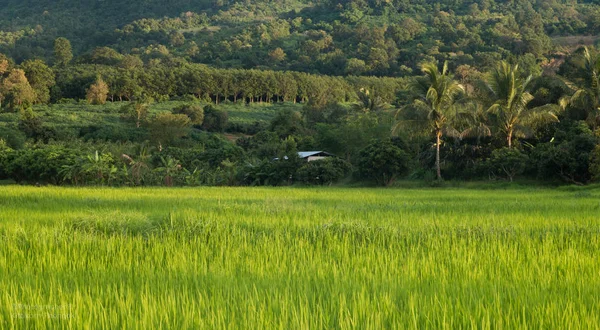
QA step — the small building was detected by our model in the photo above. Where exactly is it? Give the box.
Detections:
[297,151,335,162]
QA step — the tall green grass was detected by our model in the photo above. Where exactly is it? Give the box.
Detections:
[0,187,599,328]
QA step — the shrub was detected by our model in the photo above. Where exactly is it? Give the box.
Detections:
[530,121,597,184]
[18,110,57,143]
[0,140,13,179]
[148,113,191,146]
[0,126,25,149]
[297,158,352,185]
[4,145,83,184]
[173,104,204,126]
[358,139,410,186]
[201,105,228,132]
[591,145,600,182]
[486,148,529,182]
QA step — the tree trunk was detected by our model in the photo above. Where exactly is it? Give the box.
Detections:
[436,131,442,180]
[507,129,513,148]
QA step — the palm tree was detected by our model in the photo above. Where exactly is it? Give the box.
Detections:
[352,88,388,113]
[457,102,492,144]
[560,47,600,131]
[482,61,560,148]
[394,61,464,180]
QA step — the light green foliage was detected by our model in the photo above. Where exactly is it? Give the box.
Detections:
[53,37,73,67]
[172,104,204,125]
[0,187,599,328]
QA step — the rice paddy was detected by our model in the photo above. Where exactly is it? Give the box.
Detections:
[0,186,599,328]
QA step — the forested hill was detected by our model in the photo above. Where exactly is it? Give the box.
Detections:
[2,0,600,76]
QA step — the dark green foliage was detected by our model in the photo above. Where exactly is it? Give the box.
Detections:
[242,156,303,186]
[201,105,228,132]
[2,1,600,187]
[485,148,529,182]
[591,145,600,182]
[80,124,147,143]
[531,121,597,185]
[18,110,56,143]
[0,126,25,149]
[296,158,352,185]
[3,144,83,184]
[269,109,304,138]
[148,113,191,146]
[358,139,410,186]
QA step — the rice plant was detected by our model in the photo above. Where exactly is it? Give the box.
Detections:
[0,186,598,328]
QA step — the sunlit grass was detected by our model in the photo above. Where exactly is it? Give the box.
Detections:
[0,186,599,328]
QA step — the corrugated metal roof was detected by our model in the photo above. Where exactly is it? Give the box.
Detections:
[297,151,334,158]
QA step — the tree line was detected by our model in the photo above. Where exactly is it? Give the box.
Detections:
[0,42,599,186]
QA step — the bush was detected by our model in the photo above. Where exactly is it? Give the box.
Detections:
[590,145,600,182]
[4,145,83,184]
[172,104,204,126]
[240,156,303,186]
[486,148,529,182]
[148,113,191,146]
[297,158,352,185]
[358,139,410,186]
[0,140,13,179]
[0,126,25,149]
[80,124,146,142]
[201,105,228,132]
[530,121,597,184]
[18,110,56,143]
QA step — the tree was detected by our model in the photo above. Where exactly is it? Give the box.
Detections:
[296,158,352,185]
[268,48,286,63]
[561,47,600,131]
[0,69,35,111]
[591,145,600,182]
[122,102,150,128]
[486,147,529,182]
[86,76,109,105]
[352,88,387,113]
[120,55,144,70]
[394,61,463,180]
[201,105,228,132]
[148,113,191,147]
[358,139,410,186]
[0,53,12,75]
[54,37,73,67]
[482,61,559,148]
[89,47,123,65]
[173,104,204,125]
[20,59,55,104]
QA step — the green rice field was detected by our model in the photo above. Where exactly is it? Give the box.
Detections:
[0,186,599,328]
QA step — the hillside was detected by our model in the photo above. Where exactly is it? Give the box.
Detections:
[2,0,600,76]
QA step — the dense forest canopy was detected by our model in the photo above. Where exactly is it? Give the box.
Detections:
[2,0,600,75]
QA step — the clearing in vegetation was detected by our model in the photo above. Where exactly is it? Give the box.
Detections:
[0,186,599,328]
